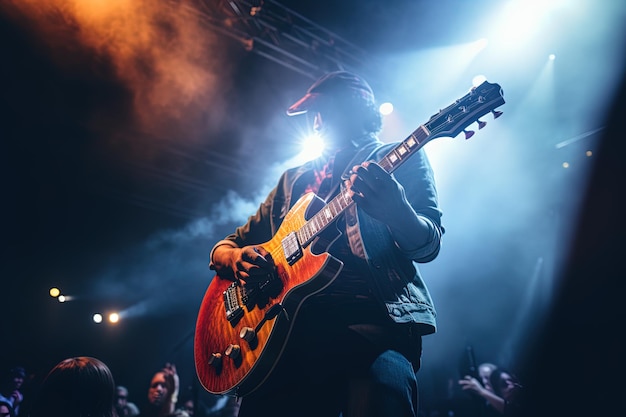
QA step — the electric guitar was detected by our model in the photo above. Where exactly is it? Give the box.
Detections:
[194,80,505,397]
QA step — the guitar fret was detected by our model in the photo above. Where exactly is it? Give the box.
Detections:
[308,221,316,236]
[317,213,325,228]
[341,190,350,208]
[397,142,409,157]
[310,217,318,235]
[323,207,332,221]
[388,151,400,166]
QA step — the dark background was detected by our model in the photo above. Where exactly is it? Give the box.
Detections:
[1,0,624,415]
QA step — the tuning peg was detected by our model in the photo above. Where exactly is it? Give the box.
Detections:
[464,129,475,140]
[477,120,487,129]
[492,110,503,119]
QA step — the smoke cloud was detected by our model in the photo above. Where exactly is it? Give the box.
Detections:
[4,0,236,141]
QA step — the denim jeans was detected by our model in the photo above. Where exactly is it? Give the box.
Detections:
[236,304,422,417]
[341,350,420,417]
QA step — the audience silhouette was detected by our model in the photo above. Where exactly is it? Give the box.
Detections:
[0,366,26,416]
[28,356,117,417]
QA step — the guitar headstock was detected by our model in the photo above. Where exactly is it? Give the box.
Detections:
[425,81,505,141]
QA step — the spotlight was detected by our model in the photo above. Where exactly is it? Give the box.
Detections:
[108,312,120,324]
[49,287,60,298]
[93,313,103,324]
[379,102,394,116]
[58,295,66,303]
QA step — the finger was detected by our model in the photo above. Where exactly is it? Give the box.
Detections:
[252,247,272,267]
[254,246,270,257]
[355,166,392,198]
[243,247,271,267]
[350,190,364,205]
[351,170,376,196]
[364,162,388,178]
[235,269,250,282]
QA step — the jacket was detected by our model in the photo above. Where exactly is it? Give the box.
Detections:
[210,138,444,335]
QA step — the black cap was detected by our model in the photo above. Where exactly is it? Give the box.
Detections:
[286,71,375,116]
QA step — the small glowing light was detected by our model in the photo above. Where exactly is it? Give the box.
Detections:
[562,162,570,169]
[472,75,487,87]
[549,54,556,61]
[300,133,325,159]
[58,295,66,303]
[109,313,120,323]
[93,313,103,324]
[49,287,60,298]
[586,150,592,157]
[379,102,394,116]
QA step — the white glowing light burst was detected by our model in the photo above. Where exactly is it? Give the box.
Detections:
[299,133,325,160]
[379,102,394,116]
[93,313,103,323]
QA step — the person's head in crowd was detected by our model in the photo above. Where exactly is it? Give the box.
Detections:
[146,363,179,417]
[0,366,25,414]
[29,356,117,417]
[116,385,130,416]
[148,371,173,408]
[478,362,498,392]
[7,367,25,392]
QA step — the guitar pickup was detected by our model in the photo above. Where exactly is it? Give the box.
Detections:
[223,282,244,325]
[281,232,302,265]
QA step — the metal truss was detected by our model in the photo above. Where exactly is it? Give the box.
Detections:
[186,0,369,79]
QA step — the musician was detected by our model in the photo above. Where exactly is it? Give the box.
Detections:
[209,71,444,417]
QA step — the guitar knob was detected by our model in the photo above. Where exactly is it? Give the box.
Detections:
[240,326,257,343]
[208,353,222,368]
[225,344,241,360]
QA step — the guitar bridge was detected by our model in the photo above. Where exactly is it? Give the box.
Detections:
[282,232,302,265]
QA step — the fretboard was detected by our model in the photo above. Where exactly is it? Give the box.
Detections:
[297,124,431,247]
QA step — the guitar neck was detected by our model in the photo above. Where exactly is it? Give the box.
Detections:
[295,80,505,249]
[297,125,432,248]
